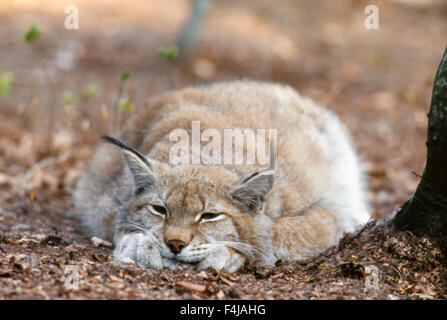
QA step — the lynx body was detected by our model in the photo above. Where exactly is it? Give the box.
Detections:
[73,81,370,272]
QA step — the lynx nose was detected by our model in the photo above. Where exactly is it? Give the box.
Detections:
[166,239,186,255]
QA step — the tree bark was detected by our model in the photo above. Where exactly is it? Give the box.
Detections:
[392,45,447,237]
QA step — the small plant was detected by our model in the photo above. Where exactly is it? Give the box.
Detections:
[0,72,14,98]
[110,71,136,133]
[23,22,63,149]
[120,71,132,81]
[157,45,179,61]
[116,99,135,113]
[24,22,43,43]
[63,92,76,107]
[115,71,133,113]
[82,84,99,99]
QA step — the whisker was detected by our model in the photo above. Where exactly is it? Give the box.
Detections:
[120,222,146,233]
[214,240,261,259]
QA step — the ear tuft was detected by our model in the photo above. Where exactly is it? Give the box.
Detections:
[101,136,158,194]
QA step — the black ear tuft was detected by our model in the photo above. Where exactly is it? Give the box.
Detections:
[101,136,151,167]
[101,135,158,194]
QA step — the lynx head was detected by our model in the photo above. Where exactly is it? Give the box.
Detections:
[102,136,276,266]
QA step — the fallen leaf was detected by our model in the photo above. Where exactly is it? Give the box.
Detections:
[176,281,206,293]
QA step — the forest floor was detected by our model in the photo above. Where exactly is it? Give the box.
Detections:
[0,0,446,299]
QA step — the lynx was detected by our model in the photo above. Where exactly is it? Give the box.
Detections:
[73,81,370,272]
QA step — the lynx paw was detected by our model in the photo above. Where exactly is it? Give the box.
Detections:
[198,246,244,273]
[114,233,163,269]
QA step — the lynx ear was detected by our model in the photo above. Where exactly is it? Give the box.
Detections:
[230,140,276,212]
[101,136,158,194]
[230,169,275,212]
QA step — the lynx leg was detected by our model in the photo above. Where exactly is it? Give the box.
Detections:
[272,206,343,261]
[114,233,163,269]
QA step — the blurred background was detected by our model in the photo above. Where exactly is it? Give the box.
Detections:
[0,0,446,219]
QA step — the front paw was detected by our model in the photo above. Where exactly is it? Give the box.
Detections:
[162,258,192,270]
[114,233,163,269]
[198,246,245,273]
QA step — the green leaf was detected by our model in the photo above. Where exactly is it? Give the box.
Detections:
[0,72,14,98]
[24,23,43,43]
[82,84,99,99]
[157,45,179,61]
[116,99,135,113]
[63,92,76,107]
[120,71,131,81]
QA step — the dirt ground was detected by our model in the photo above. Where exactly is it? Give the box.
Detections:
[0,0,446,299]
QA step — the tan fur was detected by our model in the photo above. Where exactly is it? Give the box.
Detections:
[73,81,370,271]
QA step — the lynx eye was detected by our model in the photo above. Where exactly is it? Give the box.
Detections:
[199,212,224,222]
[148,204,168,218]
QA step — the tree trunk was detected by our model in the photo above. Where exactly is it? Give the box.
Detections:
[392,46,447,238]
[176,0,213,57]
